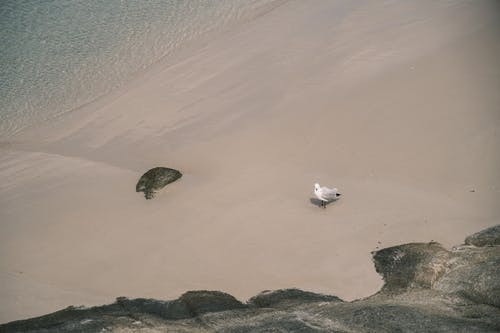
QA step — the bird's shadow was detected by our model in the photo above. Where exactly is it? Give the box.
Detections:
[310,198,337,208]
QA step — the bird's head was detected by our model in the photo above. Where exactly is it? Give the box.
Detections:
[314,183,320,191]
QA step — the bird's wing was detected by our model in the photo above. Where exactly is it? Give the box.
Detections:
[321,187,339,200]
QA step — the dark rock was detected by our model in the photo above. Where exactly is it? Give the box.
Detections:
[178,290,247,316]
[248,288,342,308]
[434,246,500,308]
[465,224,500,247]
[372,242,452,291]
[136,167,182,199]
[2,226,499,333]
[111,292,246,319]
[114,296,191,320]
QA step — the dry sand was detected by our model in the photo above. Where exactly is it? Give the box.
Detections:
[1,0,500,323]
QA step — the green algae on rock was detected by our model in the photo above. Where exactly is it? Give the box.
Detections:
[136,167,182,199]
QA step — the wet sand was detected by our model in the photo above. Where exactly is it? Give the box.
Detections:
[1,0,499,323]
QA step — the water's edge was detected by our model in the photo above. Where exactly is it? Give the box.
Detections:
[0,0,285,139]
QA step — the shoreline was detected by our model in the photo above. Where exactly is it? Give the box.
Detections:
[1,0,499,323]
[1,0,290,143]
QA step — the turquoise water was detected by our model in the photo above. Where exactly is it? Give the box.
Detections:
[0,0,278,138]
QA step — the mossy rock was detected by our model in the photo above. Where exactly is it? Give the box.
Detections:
[136,167,182,199]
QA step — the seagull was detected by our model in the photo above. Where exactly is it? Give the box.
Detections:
[314,183,341,208]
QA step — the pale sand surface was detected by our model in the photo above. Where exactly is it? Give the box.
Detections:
[1,0,500,323]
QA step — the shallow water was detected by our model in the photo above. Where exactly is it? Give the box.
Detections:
[0,0,278,139]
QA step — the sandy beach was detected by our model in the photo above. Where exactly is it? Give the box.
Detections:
[1,0,499,323]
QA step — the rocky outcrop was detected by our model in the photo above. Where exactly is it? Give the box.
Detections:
[465,224,500,247]
[2,225,499,332]
[177,290,247,316]
[136,167,182,199]
[111,290,247,319]
[248,288,342,308]
[373,241,452,291]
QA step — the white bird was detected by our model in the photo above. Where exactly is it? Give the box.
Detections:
[314,183,341,208]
